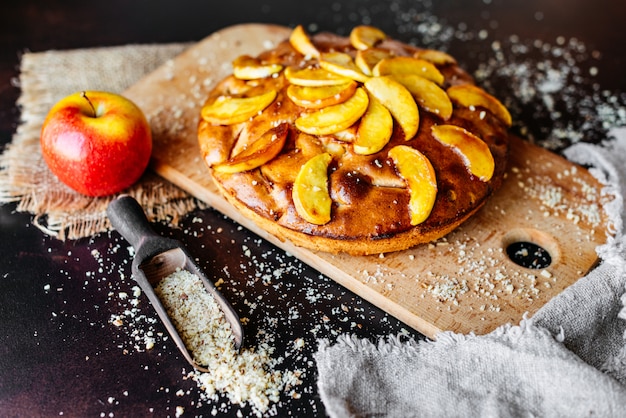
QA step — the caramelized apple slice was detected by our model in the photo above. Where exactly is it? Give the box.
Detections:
[284,66,351,87]
[447,84,512,127]
[355,48,394,76]
[393,74,453,120]
[431,124,495,182]
[296,132,325,158]
[324,141,347,159]
[287,81,358,109]
[232,55,283,80]
[332,126,357,142]
[320,52,370,83]
[364,76,419,140]
[373,56,445,85]
[349,25,387,50]
[413,49,457,65]
[292,152,333,225]
[289,25,320,58]
[213,123,289,173]
[201,90,277,125]
[354,93,393,155]
[388,145,437,226]
[295,87,369,135]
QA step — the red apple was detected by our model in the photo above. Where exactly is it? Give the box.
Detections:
[40,90,153,197]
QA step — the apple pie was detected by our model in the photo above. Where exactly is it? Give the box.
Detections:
[198,25,511,255]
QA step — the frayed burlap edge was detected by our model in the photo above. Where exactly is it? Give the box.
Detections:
[0,43,208,240]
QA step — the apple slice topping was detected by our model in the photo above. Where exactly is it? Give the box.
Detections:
[232,55,283,80]
[388,145,437,226]
[284,66,351,87]
[353,93,393,155]
[286,81,358,109]
[213,123,289,173]
[431,124,495,182]
[295,87,369,135]
[413,49,457,65]
[447,84,512,127]
[289,24,320,58]
[393,74,453,120]
[372,56,445,86]
[292,152,333,225]
[201,90,277,125]
[204,25,513,230]
[319,52,371,83]
[350,25,387,50]
[355,48,394,76]
[364,76,419,140]
[332,126,357,142]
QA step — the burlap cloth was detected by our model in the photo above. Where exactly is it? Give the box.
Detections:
[0,43,204,240]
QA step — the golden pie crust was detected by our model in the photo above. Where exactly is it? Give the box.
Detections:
[198,26,511,255]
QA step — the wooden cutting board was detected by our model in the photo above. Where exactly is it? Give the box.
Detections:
[123,24,611,339]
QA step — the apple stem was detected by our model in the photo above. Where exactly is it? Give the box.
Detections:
[81,91,97,118]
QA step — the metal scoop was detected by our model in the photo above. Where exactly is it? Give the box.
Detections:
[106,194,243,372]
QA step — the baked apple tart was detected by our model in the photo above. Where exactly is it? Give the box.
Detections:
[198,25,511,255]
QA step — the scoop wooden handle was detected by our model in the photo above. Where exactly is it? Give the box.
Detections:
[106,194,159,248]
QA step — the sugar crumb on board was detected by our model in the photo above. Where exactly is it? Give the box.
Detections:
[421,236,552,309]
[512,164,608,230]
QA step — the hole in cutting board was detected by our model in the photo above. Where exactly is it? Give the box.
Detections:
[506,241,552,269]
[502,228,560,269]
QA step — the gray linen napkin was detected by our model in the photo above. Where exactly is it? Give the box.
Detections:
[315,127,626,418]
